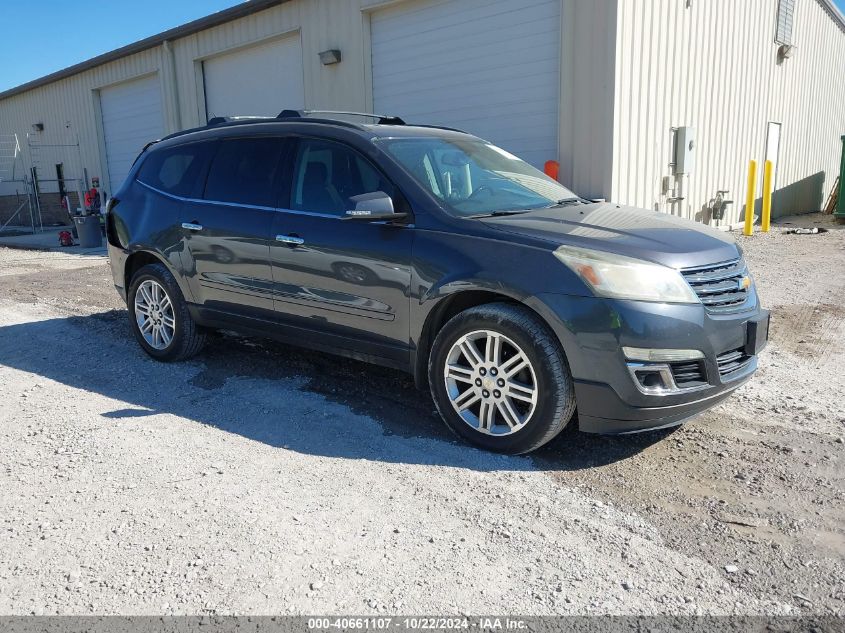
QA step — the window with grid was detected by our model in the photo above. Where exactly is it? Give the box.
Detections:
[775,0,795,45]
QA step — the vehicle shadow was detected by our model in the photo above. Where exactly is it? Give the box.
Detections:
[0,310,673,472]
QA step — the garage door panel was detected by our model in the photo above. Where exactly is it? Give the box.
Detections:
[379,86,560,118]
[376,65,560,100]
[374,10,558,50]
[387,102,559,128]
[102,113,159,132]
[371,0,560,168]
[202,36,304,120]
[374,47,560,84]
[373,22,558,69]
[374,0,557,42]
[100,74,164,192]
[106,101,159,119]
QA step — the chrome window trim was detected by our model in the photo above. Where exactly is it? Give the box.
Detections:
[136,179,342,219]
[276,208,342,220]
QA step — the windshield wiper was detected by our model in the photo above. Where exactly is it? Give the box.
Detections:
[466,210,531,219]
[545,197,585,208]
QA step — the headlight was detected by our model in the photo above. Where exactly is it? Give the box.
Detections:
[553,245,700,304]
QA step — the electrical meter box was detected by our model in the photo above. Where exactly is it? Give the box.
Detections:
[674,126,696,175]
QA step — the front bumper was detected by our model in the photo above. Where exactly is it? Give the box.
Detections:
[528,292,768,434]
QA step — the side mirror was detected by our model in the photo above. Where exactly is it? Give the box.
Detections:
[342,191,408,222]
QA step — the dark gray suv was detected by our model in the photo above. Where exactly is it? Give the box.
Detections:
[106,110,769,454]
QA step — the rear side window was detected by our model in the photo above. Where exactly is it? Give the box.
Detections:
[137,143,213,198]
[204,137,286,208]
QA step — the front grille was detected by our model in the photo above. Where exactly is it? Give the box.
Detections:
[717,347,752,376]
[670,359,707,387]
[681,258,749,312]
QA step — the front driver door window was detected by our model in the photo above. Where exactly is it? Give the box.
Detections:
[270,138,413,365]
[289,138,399,216]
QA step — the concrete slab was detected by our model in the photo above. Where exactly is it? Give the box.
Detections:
[775,212,845,230]
[0,226,107,256]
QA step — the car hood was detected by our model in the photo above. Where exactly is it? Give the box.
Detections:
[480,203,740,269]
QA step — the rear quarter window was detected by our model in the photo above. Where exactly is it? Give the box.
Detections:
[137,142,215,198]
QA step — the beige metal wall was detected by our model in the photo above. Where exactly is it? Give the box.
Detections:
[2,0,843,224]
[0,0,609,200]
[610,0,845,226]
[0,0,381,197]
[559,0,618,200]
[0,47,165,197]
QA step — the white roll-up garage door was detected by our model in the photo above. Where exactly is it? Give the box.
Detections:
[100,74,164,192]
[371,0,560,168]
[202,35,305,121]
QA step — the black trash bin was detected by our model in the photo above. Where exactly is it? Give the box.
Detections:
[73,215,102,248]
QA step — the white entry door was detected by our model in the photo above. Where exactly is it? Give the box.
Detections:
[202,35,305,121]
[99,74,164,192]
[370,0,560,168]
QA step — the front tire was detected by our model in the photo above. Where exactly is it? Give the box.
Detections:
[128,263,206,361]
[428,303,576,454]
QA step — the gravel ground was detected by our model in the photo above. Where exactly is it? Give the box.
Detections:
[0,215,842,616]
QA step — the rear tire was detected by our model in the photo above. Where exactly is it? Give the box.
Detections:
[127,263,206,361]
[428,302,575,454]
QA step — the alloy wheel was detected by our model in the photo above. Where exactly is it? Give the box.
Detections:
[443,329,538,435]
[134,279,175,350]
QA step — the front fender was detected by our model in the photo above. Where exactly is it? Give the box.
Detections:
[409,229,592,387]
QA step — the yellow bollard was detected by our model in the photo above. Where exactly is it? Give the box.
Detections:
[743,160,757,236]
[761,160,773,233]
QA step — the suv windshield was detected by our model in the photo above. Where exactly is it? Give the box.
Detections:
[377,137,578,217]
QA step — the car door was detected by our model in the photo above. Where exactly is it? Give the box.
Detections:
[179,136,287,322]
[270,136,413,364]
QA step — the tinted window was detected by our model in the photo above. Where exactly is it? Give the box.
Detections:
[204,137,286,207]
[291,139,397,216]
[137,143,213,197]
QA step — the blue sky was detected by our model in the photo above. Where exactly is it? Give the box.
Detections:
[2,0,845,93]
[0,0,242,92]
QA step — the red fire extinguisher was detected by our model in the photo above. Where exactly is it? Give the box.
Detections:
[84,188,101,213]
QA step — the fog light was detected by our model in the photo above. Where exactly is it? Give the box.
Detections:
[638,371,664,389]
[628,364,675,394]
[623,347,704,362]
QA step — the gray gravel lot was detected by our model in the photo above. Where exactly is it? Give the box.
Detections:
[0,215,842,615]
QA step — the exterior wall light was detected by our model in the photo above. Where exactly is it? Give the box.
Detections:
[778,44,795,61]
[32,123,44,132]
[319,49,342,65]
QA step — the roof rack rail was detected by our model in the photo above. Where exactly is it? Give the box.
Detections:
[277,109,406,125]
[207,115,273,126]
[413,123,469,134]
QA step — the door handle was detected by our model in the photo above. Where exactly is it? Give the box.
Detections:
[182,222,203,231]
[275,234,305,246]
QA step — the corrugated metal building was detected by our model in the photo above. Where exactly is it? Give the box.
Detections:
[1,0,843,228]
